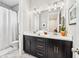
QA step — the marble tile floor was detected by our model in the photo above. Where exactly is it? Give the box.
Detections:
[0,50,36,58]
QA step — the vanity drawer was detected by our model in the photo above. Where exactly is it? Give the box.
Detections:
[36,40,46,51]
[36,44,45,48]
[36,38,45,42]
[36,50,45,58]
[36,44,45,51]
[36,40,45,45]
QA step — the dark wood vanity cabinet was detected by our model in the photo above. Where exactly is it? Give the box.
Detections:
[64,41,72,58]
[23,35,36,56]
[23,35,31,53]
[30,37,36,56]
[46,39,64,58]
[23,35,72,58]
[35,38,46,58]
[46,40,72,58]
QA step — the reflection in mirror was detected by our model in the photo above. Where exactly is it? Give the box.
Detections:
[39,10,49,31]
[49,9,59,33]
[32,0,65,35]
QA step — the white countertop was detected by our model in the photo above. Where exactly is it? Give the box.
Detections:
[23,32,73,41]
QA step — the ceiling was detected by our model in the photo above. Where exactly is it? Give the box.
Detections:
[0,0,19,7]
[0,0,64,11]
[30,0,53,10]
[30,0,64,10]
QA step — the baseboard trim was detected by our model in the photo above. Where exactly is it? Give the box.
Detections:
[0,47,13,56]
[0,46,18,57]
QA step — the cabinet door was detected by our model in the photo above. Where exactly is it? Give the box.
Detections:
[46,39,64,58]
[23,36,31,53]
[30,37,36,56]
[64,41,72,58]
[53,40,64,58]
[46,39,55,58]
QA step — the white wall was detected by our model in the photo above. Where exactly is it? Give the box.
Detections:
[19,0,31,33]
[19,0,77,55]
[65,0,76,43]
[0,2,16,12]
[65,0,76,57]
[73,1,79,58]
[12,5,19,12]
[19,0,31,55]
[65,0,76,36]
[19,0,75,37]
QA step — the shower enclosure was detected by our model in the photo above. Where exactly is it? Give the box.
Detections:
[0,6,18,52]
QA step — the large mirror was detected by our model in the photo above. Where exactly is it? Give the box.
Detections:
[32,0,65,34]
[39,8,65,32]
